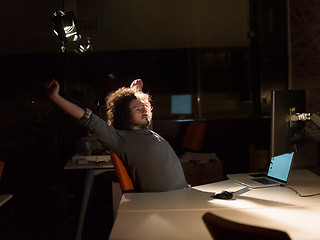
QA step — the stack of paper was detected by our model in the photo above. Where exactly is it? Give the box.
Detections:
[72,155,111,164]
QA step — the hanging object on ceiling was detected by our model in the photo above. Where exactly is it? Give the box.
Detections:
[51,10,92,54]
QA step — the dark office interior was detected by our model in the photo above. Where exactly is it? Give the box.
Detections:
[1,0,320,239]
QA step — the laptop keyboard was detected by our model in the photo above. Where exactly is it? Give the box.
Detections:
[253,178,279,185]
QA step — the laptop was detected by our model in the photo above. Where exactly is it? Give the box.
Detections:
[235,151,295,188]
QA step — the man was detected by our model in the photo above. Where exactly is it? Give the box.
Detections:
[46,79,188,192]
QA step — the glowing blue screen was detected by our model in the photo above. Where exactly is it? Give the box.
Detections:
[267,152,294,181]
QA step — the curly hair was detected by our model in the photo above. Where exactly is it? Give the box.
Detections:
[105,87,153,130]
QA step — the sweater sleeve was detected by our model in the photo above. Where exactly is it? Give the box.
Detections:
[79,112,123,150]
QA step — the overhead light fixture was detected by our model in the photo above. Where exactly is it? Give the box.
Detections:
[52,10,92,54]
[52,10,80,43]
[72,36,92,54]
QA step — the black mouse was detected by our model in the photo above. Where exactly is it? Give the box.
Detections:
[211,191,233,199]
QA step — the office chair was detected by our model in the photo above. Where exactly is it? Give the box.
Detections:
[0,161,4,181]
[110,152,134,220]
[202,212,291,240]
[180,122,224,186]
[110,152,134,192]
[182,122,207,152]
[0,160,14,222]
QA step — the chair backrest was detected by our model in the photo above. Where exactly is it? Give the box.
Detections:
[202,212,291,240]
[0,161,4,181]
[110,152,134,192]
[182,122,207,151]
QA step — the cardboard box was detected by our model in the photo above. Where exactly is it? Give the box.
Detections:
[181,160,224,186]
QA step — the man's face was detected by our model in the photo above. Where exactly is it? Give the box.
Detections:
[129,99,149,127]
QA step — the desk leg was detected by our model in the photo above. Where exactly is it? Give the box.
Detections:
[75,169,108,240]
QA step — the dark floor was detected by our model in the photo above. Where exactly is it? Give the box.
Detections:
[0,171,115,240]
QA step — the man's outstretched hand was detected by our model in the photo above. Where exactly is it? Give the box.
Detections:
[130,79,143,91]
[44,79,85,119]
[45,79,60,99]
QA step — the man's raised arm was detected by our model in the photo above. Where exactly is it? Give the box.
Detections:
[45,79,85,120]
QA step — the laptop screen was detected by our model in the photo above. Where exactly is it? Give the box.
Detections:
[267,152,295,182]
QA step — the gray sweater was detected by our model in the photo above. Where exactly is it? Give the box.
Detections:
[80,113,188,192]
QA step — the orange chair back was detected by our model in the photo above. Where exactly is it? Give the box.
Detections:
[110,152,134,192]
[0,161,4,181]
[182,122,207,151]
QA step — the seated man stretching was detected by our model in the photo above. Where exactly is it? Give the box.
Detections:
[46,79,188,192]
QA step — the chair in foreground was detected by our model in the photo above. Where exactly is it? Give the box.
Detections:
[110,152,134,192]
[202,212,291,240]
[110,152,134,219]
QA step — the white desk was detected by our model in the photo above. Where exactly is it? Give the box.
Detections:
[64,159,114,240]
[109,169,320,240]
[0,194,12,207]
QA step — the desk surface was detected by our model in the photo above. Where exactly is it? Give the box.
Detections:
[109,169,320,240]
[0,194,12,207]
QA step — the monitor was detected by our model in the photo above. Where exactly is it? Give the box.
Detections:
[171,94,192,115]
[270,90,306,157]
